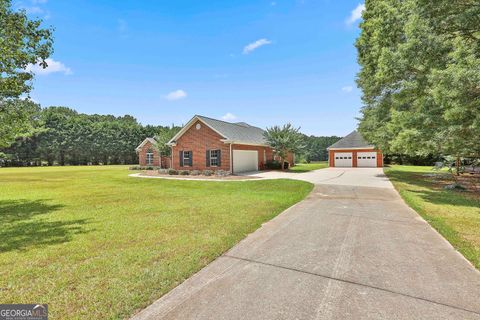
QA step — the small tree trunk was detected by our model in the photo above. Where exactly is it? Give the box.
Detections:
[456,156,461,176]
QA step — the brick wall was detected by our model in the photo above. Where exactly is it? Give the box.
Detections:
[172,120,231,171]
[138,140,160,166]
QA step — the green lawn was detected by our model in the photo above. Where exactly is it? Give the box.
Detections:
[385,165,480,269]
[289,161,329,172]
[0,166,312,319]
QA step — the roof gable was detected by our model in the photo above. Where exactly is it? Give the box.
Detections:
[327,131,374,150]
[168,115,268,146]
[135,137,156,151]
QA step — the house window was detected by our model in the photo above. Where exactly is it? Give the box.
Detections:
[146,149,154,165]
[183,151,192,166]
[210,149,220,167]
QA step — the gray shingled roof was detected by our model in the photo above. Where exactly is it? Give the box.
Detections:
[327,130,374,149]
[196,115,268,145]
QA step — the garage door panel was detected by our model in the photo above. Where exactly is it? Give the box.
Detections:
[357,152,377,167]
[233,150,258,173]
[334,152,353,167]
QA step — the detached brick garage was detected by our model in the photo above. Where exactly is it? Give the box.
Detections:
[327,131,383,168]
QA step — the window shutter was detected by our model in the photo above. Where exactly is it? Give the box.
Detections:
[179,151,184,167]
[189,151,193,166]
[206,150,210,167]
[217,149,221,166]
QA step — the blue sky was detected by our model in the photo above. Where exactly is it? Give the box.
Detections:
[18,0,365,136]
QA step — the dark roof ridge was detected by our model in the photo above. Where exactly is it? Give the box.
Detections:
[195,114,263,131]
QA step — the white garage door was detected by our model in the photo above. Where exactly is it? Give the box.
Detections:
[233,150,258,173]
[357,152,377,167]
[334,152,353,167]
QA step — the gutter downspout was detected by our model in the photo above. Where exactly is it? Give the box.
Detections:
[230,143,233,175]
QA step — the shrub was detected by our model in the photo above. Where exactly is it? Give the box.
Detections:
[444,183,466,191]
[129,166,161,170]
[215,170,229,176]
[168,169,178,175]
[265,160,282,170]
[179,170,190,175]
[203,170,213,176]
[190,170,201,176]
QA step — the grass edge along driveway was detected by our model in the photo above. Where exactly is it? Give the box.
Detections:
[289,161,328,172]
[385,165,480,269]
[0,166,313,319]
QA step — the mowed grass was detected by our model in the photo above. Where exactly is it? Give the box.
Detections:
[385,165,480,269]
[289,161,329,172]
[0,166,313,319]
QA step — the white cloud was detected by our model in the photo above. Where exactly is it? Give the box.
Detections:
[243,38,272,54]
[25,58,72,75]
[346,3,365,25]
[165,89,187,101]
[17,0,50,19]
[342,86,353,93]
[222,113,237,121]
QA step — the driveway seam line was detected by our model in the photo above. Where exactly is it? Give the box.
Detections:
[320,211,428,226]
[222,255,480,316]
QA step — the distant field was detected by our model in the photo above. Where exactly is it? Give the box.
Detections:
[385,165,480,269]
[0,166,312,319]
[290,161,329,172]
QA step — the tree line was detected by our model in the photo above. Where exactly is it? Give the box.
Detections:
[0,104,341,167]
[356,0,480,163]
[0,104,172,166]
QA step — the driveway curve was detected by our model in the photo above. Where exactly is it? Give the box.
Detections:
[132,168,480,320]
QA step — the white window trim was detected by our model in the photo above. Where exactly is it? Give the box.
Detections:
[146,151,154,165]
[183,151,191,166]
[210,149,219,167]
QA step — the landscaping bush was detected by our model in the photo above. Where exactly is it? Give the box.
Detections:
[203,170,213,176]
[129,166,161,170]
[179,170,190,175]
[215,170,229,176]
[168,169,178,175]
[190,170,201,176]
[265,160,282,170]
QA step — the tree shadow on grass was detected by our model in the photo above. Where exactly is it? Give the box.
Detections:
[407,189,480,209]
[387,171,480,207]
[0,199,91,253]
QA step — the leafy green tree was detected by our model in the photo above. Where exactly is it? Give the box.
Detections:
[154,126,180,157]
[301,135,341,162]
[264,124,305,169]
[0,0,54,98]
[0,99,42,149]
[356,0,480,164]
[0,0,54,148]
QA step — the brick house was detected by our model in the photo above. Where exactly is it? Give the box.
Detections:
[327,130,383,167]
[137,115,294,173]
[135,137,170,168]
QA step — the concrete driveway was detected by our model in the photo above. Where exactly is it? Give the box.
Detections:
[132,168,480,320]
